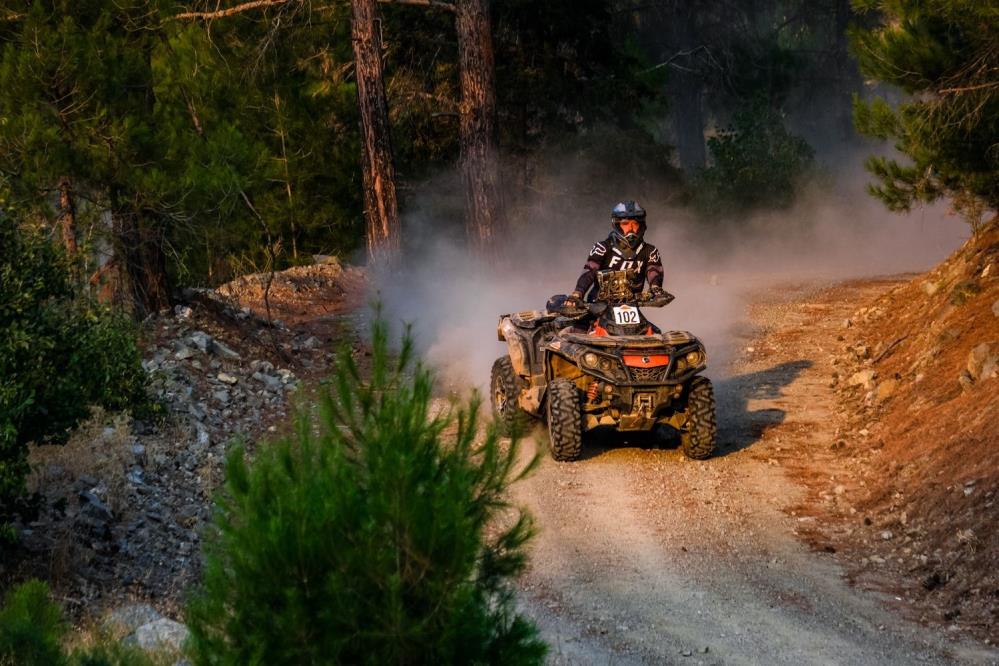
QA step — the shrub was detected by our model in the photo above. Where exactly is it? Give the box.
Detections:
[693,99,815,218]
[186,318,546,665]
[0,579,66,666]
[0,219,149,538]
[0,579,156,666]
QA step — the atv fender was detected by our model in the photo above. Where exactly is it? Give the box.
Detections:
[499,318,531,376]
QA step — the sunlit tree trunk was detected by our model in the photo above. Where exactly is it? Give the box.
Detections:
[456,0,505,259]
[352,0,401,263]
[57,177,77,257]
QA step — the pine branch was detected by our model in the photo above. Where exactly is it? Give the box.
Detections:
[173,0,454,21]
[174,0,293,21]
[938,81,999,95]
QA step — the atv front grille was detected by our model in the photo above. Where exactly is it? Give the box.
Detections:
[628,365,670,383]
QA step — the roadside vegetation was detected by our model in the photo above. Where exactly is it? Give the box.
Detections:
[185,318,545,663]
[0,579,157,665]
[0,218,149,542]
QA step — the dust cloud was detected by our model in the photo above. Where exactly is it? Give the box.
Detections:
[374,150,968,394]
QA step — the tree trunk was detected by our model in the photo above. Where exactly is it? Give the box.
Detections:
[456,0,505,259]
[57,177,77,256]
[668,2,706,172]
[351,0,401,263]
[113,208,171,316]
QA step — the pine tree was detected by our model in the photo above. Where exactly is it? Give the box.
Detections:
[186,317,546,664]
[850,0,998,226]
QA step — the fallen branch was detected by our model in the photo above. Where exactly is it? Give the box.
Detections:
[873,335,908,364]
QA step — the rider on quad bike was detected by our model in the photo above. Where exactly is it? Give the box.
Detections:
[491,200,717,462]
[566,200,672,315]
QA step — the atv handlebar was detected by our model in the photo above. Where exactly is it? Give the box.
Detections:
[554,290,675,317]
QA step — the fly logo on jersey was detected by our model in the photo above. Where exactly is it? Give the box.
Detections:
[607,256,645,271]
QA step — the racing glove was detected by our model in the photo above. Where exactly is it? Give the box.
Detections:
[650,286,675,304]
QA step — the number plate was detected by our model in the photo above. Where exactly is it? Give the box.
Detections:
[612,305,640,325]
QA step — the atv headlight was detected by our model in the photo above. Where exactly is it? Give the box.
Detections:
[599,358,613,370]
[686,351,702,366]
[583,352,599,368]
[675,358,687,372]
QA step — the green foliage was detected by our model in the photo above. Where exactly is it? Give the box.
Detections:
[0,1,365,292]
[850,0,999,223]
[0,580,66,666]
[0,219,148,535]
[0,580,156,666]
[186,317,546,665]
[692,101,815,217]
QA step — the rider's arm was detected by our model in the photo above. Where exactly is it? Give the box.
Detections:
[645,246,663,289]
[573,260,600,297]
[573,241,607,297]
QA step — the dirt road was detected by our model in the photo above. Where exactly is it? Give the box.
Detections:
[512,279,999,665]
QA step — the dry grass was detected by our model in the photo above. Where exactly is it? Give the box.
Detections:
[28,408,133,516]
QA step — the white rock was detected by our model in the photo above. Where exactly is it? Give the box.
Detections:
[217,372,238,385]
[132,618,189,652]
[105,604,163,635]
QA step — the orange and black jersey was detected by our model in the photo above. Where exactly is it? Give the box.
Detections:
[574,235,663,298]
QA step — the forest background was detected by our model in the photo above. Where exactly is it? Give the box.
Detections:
[0,0,925,311]
[0,0,996,532]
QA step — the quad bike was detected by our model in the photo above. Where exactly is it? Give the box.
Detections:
[491,269,716,461]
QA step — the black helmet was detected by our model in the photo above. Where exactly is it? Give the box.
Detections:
[610,200,647,248]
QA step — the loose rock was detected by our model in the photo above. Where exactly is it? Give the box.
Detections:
[131,618,190,652]
[848,370,877,390]
[966,342,998,381]
[217,372,238,385]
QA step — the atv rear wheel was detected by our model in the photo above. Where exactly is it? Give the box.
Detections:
[546,378,583,461]
[491,356,532,436]
[680,376,717,460]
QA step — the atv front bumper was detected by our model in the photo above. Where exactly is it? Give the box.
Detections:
[582,384,688,432]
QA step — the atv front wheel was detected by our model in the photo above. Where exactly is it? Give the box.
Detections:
[490,356,532,436]
[546,378,583,461]
[680,376,717,460]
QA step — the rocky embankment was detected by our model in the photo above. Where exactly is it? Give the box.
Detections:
[801,222,999,644]
[5,262,357,641]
